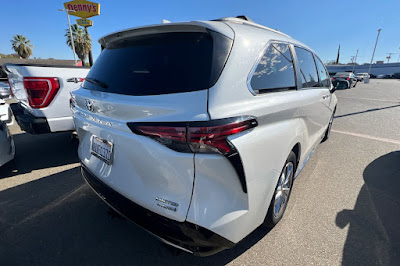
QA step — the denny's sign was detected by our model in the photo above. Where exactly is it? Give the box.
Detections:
[64,0,100,19]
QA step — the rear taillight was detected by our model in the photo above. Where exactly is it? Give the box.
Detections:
[128,116,258,155]
[128,116,256,193]
[347,78,350,80]
[23,77,60,108]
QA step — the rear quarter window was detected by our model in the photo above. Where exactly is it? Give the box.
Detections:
[83,31,233,96]
[249,43,296,93]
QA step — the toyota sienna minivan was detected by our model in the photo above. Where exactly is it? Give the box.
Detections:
[71,16,338,256]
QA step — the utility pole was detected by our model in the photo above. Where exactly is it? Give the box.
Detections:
[386,53,392,63]
[366,29,382,83]
[352,49,359,73]
[336,44,340,64]
[59,9,77,66]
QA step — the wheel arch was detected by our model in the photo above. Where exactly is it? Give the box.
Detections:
[291,142,301,170]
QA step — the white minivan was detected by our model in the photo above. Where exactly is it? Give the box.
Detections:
[71,16,339,256]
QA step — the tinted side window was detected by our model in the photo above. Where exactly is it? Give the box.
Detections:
[295,47,319,88]
[250,43,296,92]
[315,56,330,88]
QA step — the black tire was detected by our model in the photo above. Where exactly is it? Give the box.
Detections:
[264,151,296,227]
[322,109,335,142]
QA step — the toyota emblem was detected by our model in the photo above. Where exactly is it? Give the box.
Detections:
[85,99,94,112]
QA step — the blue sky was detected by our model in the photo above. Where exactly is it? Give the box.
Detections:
[2,0,400,64]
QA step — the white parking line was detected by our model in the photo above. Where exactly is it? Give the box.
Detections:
[338,96,400,103]
[332,129,400,145]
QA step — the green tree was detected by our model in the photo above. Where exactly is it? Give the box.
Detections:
[65,24,92,66]
[11,35,33,59]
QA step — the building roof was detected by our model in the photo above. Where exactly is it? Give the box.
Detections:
[0,58,81,67]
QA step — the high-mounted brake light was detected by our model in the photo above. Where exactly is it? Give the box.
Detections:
[128,116,258,155]
[23,77,60,108]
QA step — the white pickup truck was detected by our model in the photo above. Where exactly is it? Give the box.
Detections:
[4,64,89,134]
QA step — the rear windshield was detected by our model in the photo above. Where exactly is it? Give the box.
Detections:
[83,30,233,96]
[334,72,350,76]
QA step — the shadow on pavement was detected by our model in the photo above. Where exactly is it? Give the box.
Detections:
[0,166,271,265]
[0,132,79,178]
[334,104,400,119]
[336,151,400,265]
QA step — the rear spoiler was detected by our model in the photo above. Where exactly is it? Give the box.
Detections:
[98,21,234,48]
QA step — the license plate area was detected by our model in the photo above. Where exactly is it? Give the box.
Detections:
[91,136,113,165]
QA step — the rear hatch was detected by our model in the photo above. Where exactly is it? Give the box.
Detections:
[72,23,233,222]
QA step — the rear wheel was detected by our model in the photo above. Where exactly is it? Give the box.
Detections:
[264,151,296,227]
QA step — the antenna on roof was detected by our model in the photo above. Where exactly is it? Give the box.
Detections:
[236,15,253,22]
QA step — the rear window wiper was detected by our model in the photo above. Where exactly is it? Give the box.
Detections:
[85,77,108,89]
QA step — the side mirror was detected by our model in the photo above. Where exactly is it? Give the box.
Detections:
[331,80,349,93]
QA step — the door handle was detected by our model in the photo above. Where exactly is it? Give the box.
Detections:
[322,94,330,100]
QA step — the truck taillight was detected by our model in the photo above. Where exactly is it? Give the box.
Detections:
[128,116,258,155]
[23,77,60,108]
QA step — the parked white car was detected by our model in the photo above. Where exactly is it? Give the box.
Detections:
[356,72,370,82]
[3,64,89,134]
[0,82,12,99]
[72,16,338,256]
[0,99,14,167]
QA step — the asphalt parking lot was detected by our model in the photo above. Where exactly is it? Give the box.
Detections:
[0,79,399,265]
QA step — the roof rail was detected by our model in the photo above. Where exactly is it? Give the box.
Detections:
[214,16,291,38]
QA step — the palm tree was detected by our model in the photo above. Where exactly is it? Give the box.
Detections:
[65,24,92,66]
[11,35,33,59]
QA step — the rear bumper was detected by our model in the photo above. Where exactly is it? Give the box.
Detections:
[80,164,235,256]
[10,103,51,134]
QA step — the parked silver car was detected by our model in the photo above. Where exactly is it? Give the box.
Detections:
[0,99,14,167]
[0,82,12,99]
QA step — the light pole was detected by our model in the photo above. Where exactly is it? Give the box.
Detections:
[58,9,77,66]
[366,29,381,83]
[352,49,359,73]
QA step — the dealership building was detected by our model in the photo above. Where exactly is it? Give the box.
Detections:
[326,62,400,77]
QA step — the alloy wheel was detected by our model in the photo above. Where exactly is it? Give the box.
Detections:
[273,162,294,217]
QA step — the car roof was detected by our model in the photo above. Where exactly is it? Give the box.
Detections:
[99,16,313,53]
